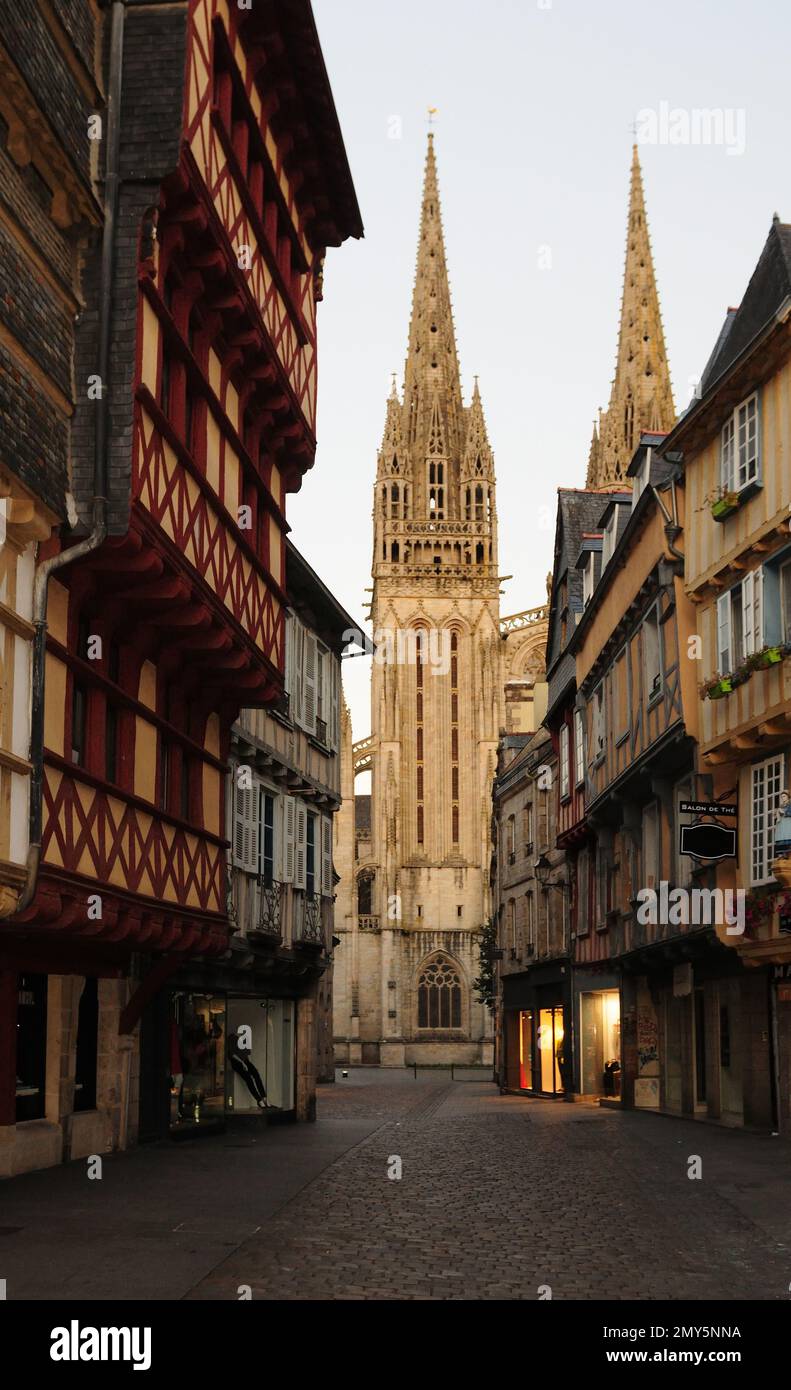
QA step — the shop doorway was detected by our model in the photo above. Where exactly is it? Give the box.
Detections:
[519,1009,533,1090]
[538,1006,565,1095]
[16,973,47,1122]
[580,990,621,1098]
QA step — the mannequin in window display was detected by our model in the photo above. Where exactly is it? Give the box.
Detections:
[228,1026,269,1109]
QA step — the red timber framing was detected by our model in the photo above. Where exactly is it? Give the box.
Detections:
[12,1,363,966]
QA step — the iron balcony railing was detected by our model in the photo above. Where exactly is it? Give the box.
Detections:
[255,877,282,938]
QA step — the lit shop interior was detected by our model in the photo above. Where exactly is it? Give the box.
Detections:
[169,993,295,1131]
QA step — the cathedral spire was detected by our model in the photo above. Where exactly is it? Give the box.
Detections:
[402,133,463,465]
[586,145,675,488]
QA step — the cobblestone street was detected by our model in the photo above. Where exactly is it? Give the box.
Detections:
[188,1071,791,1301]
[3,1069,791,1301]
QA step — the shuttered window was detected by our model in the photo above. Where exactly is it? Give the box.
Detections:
[751,755,784,885]
[232,770,259,873]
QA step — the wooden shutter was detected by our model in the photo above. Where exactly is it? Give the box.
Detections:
[232,772,258,873]
[752,567,763,653]
[292,618,303,725]
[284,614,295,703]
[301,631,317,734]
[717,592,731,674]
[282,795,296,882]
[321,814,333,895]
[294,800,307,889]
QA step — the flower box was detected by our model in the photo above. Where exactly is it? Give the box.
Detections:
[711,492,740,521]
[706,677,732,699]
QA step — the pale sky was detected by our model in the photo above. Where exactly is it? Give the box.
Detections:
[289,0,791,742]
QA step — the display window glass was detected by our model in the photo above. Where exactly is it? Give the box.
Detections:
[580,990,621,1097]
[226,998,295,1114]
[518,1010,533,1090]
[538,1006,565,1094]
[170,993,226,1129]
[16,973,48,1122]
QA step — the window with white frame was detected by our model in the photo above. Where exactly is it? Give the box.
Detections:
[720,392,759,492]
[751,754,785,885]
[286,614,340,750]
[643,605,662,700]
[559,723,570,799]
[717,569,763,673]
[574,708,585,786]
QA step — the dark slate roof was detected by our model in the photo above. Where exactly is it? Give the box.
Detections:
[355,794,371,834]
[700,220,791,390]
[546,490,616,675]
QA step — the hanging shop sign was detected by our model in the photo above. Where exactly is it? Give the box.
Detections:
[679,803,737,861]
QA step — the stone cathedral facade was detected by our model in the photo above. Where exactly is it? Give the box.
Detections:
[334,136,548,1066]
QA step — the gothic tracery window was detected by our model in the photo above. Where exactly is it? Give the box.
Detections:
[417,955,463,1029]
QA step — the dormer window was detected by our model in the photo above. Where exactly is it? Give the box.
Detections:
[721,393,759,492]
[582,554,595,606]
[631,452,650,509]
[601,512,618,568]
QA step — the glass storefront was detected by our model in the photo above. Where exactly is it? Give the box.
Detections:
[169,992,296,1130]
[170,993,227,1130]
[515,1005,566,1096]
[580,989,621,1098]
[226,998,295,1114]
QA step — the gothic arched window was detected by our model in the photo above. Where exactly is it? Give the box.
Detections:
[357,872,373,916]
[418,955,463,1029]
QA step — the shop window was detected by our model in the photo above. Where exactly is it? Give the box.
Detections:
[16,974,47,1121]
[538,1006,565,1094]
[417,955,462,1029]
[226,998,295,1114]
[519,1010,533,1089]
[580,991,620,1098]
[170,993,226,1130]
[74,978,99,1112]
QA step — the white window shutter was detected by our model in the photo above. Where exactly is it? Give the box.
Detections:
[753,567,763,652]
[294,800,307,889]
[284,614,294,701]
[321,814,333,895]
[232,776,258,874]
[717,593,732,673]
[282,795,296,883]
[302,632,317,734]
[742,572,754,657]
[292,618,303,725]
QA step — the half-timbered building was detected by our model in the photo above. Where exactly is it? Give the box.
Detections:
[570,435,764,1123]
[2,0,361,1175]
[664,218,791,1131]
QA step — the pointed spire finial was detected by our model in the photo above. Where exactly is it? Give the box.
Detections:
[585,144,674,488]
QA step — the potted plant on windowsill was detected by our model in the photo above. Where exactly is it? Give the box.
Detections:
[699,673,732,700]
[708,486,741,521]
[753,644,783,669]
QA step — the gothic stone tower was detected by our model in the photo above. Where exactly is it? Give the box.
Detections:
[336,135,501,1066]
[586,146,675,488]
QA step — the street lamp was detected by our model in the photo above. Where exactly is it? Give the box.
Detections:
[534,853,567,891]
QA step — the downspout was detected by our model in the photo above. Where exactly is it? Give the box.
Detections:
[6,0,125,917]
[651,475,685,566]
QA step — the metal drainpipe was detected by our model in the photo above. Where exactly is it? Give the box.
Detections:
[5,0,126,918]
